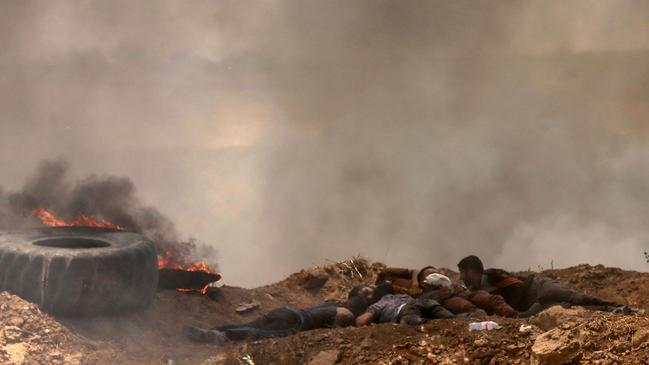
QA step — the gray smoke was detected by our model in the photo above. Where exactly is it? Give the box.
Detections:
[0,1,647,286]
[0,159,215,266]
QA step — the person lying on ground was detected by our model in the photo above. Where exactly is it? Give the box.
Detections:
[375,267,422,296]
[457,255,642,317]
[355,288,455,326]
[184,295,368,345]
[419,266,517,317]
[376,266,516,317]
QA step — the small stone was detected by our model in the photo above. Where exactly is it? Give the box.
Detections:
[309,350,340,365]
[632,328,649,347]
[235,301,260,314]
[3,326,23,343]
[5,343,26,365]
[8,317,24,327]
[473,338,488,347]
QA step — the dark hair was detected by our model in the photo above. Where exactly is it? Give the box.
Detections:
[370,282,394,303]
[335,309,356,327]
[346,295,369,317]
[416,266,436,284]
[348,285,369,299]
[484,268,513,283]
[457,255,484,272]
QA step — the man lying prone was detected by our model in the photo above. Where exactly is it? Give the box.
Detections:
[184,292,369,345]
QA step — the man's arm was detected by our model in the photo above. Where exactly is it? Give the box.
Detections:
[376,268,414,284]
[355,311,375,326]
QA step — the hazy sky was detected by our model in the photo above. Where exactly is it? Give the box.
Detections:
[1,1,648,286]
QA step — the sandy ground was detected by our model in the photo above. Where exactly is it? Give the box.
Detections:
[2,259,649,364]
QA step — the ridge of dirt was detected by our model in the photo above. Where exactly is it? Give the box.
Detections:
[4,259,649,364]
[202,307,649,365]
[0,292,113,365]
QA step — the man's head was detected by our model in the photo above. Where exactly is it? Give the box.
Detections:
[417,266,453,292]
[457,255,484,289]
[371,281,394,304]
[334,307,355,327]
[346,294,369,317]
[416,266,437,291]
[348,285,373,303]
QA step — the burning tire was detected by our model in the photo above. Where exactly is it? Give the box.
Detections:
[0,227,158,315]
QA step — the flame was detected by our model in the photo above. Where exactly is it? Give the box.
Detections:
[32,208,218,295]
[32,208,126,230]
[158,250,219,295]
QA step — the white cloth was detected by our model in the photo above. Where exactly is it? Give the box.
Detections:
[423,273,452,288]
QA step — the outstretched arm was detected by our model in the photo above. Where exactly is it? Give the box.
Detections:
[355,311,375,326]
[376,268,414,284]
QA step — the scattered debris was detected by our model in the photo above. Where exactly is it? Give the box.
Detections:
[236,301,261,314]
[518,324,534,334]
[468,321,501,331]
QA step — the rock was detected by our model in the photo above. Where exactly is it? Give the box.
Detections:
[5,343,27,365]
[473,338,488,347]
[632,327,649,347]
[532,328,580,364]
[308,350,340,365]
[64,353,84,365]
[235,301,260,314]
[531,306,588,331]
[7,316,24,327]
[3,326,23,343]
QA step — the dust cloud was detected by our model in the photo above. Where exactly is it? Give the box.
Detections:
[0,1,647,286]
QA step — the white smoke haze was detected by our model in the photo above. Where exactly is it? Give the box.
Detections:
[0,0,647,286]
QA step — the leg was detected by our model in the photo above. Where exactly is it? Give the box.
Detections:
[215,307,303,341]
[416,298,455,320]
[535,282,618,308]
[253,307,303,338]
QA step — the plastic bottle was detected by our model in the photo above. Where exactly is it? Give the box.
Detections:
[468,321,501,331]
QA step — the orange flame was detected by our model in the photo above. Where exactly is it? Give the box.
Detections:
[157,250,219,295]
[33,208,219,294]
[32,208,126,230]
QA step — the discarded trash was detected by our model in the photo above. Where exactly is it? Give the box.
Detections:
[469,321,501,331]
[241,354,255,365]
[236,301,261,314]
[519,324,533,333]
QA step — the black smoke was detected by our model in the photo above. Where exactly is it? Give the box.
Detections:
[0,159,216,266]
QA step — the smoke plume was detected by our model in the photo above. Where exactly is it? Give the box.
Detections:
[0,1,647,286]
[0,159,215,265]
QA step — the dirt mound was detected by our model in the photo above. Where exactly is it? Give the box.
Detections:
[198,261,649,365]
[252,257,385,308]
[0,292,112,365]
[531,306,649,364]
[202,307,649,365]
[541,264,649,310]
[5,259,649,364]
